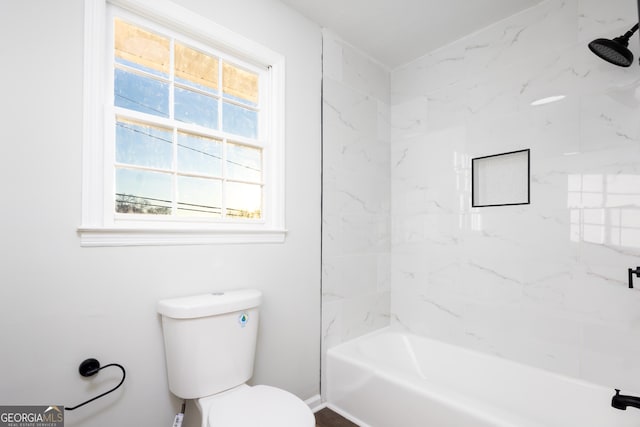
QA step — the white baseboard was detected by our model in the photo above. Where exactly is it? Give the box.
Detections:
[304,394,324,412]
[326,403,371,427]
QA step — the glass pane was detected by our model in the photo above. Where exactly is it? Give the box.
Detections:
[116,119,173,170]
[222,102,258,139]
[227,143,261,182]
[222,62,258,106]
[226,182,262,219]
[175,87,218,129]
[175,43,218,93]
[114,19,169,77]
[116,168,172,215]
[115,68,169,117]
[177,176,222,218]
[177,132,222,177]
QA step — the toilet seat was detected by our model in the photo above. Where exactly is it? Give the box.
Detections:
[203,384,315,427]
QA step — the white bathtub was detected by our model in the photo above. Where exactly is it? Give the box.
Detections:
[326,327,640,427]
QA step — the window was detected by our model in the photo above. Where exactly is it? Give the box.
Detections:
[79,0,286,246]
[112,18,264,220]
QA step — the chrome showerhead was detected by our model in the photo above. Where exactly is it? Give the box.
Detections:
[588,23,638,67]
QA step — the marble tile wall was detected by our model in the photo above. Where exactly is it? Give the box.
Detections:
[321,29,391,394]
[391,0,640,391]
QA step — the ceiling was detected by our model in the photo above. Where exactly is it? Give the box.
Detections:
[279,0,546,69]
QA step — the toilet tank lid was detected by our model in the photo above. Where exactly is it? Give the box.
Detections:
[157,289,262,319]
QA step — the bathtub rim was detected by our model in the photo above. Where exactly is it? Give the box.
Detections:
[326,325,628,396]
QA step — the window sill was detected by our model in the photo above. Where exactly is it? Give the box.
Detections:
[77,226,287,247]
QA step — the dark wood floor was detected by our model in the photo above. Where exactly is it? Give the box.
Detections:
[315,408,359,427]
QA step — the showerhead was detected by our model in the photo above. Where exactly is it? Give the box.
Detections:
[589,37,634,67]
[588,23,639,67]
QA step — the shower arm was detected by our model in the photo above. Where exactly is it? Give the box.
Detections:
[619,23,639,42]
[627,23,639,35]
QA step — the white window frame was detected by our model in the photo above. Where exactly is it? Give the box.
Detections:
[79,0,286,246]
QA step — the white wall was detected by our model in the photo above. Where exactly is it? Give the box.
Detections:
[0,1,321,426]
[391,0,640,392]
[321,29,391,395]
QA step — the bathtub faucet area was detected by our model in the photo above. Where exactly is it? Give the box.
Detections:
[612,389,640,411]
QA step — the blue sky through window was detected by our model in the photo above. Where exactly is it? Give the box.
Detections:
[113,19,263,219]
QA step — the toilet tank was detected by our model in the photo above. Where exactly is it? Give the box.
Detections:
[157,290,262,399]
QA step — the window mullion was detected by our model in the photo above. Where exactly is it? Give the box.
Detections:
[169,38,179,216]
[218,57,223,135]
[115,107,267,147]
[172,128,179,215]
[218,57,226,219]
[222,136,228,219]
[169,37,175,120]
[115,63,171,85]
[218,96,260,112]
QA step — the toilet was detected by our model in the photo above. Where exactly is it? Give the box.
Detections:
[157,289,315,427]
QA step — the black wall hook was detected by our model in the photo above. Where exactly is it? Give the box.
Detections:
[65,358,126,411]
[78,358,100,377]
[628,267,640,289]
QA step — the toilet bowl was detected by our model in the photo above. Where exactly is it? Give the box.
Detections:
[157,290,315,427]
[197,384,314,427]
